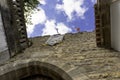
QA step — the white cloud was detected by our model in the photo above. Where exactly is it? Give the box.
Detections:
[42,20,58,36]
[27,0,90,37]
[26,8,47,37]
[31,8,46,24]
[56,4,63,10]
[26,25,34,37]
[38,0,46,5]
[56,23,72,34]
[42,20,72,36]
[56,0,88,20]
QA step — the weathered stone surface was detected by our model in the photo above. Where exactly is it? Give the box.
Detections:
[0,11,8,52]
[0,50,10,64]
[0,11,10,64]
[0,32,120,80]
[45,34,64,46]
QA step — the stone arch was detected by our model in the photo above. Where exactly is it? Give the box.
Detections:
[0,61,73,80]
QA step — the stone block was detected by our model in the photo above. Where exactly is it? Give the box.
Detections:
[0,50,10,64]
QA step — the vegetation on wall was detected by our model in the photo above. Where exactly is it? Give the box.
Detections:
[23,0,40,24]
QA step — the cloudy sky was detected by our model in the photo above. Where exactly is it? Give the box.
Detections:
[26,0,97,37]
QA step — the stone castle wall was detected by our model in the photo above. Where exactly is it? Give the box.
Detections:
[0,10,10,64]
[0,32,120,80]
[0,11,7,52]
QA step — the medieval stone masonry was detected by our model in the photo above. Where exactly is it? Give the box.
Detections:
[1,0,120,80]
[0,9,10,64]
[0,32,120,80]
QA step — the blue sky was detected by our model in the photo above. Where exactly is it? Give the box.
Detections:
[26,0,97,37]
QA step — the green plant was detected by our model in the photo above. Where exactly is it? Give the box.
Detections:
[24,0,40,24]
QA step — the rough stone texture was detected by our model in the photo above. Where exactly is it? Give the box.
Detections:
[0,11,10,64]
[0,11,8,52]
[0,0,29,56]
[0,50,10,64]
[0,32,120,80]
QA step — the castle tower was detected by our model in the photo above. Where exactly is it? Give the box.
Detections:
[0,0,29,63]
[95,0,120,51]
[0,9,9,64]
[95,0,112,48]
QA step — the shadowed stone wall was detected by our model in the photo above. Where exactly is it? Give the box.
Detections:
[0,11,8,53]
[0,0,29,61]
[0,10,10,64]
[95,0,111,48]
[0,61,72,80]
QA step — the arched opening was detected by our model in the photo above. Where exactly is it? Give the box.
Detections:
[0,61,73,80]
